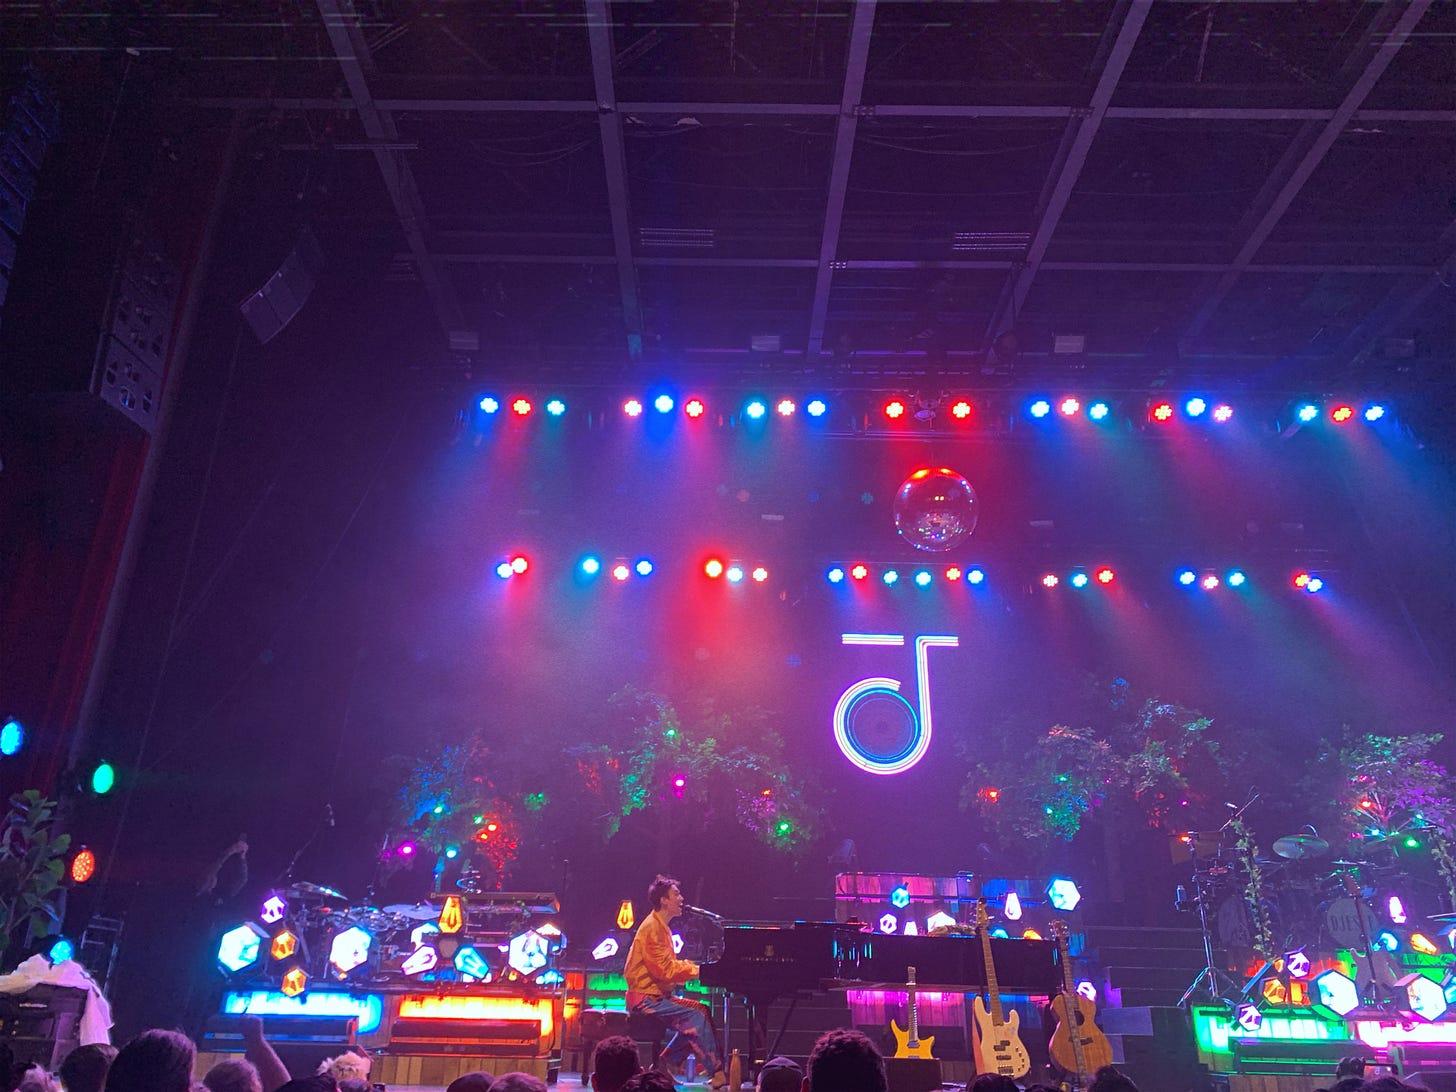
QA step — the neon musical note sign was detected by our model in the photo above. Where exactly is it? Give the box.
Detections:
[833,633,959,774]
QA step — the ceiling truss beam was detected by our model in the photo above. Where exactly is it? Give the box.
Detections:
[315,0,464,338]
[1178,0,1436,349]
[981,0,1154,349]
[805,0,877,357]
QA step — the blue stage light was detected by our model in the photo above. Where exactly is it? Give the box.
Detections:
[726,565,745,583]
[1296,403,1319,423]
[218,924,266,973]
[1364,404,1386,422]
[913,570,932,587]
[1046,878,1082,911]
[0,719,22,756]
[882,570,899,586]
[744,400,767,420]
[580,556,601,576]
[890,885,911,910]
[545,399,566,417]
[479,396,500,414]
[1070,572,1089,588]
[634,559,654,577]
[1088,401,1110,421]
[1177,569,1197,586]
[47,937,74,964]
[827,566,845,584]
[1029,399,1051,419]
[967,568,985,585]
[1185,397,1207,417]
[1227,570,1246,587]
[654,394,674,414]
[495,562,513,579]
[806,399,827,418]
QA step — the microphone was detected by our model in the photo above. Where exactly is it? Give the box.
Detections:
[683,903,723,921]
[324,804,335,828]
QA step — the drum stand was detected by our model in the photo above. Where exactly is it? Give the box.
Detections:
[1178,832,1253,1006]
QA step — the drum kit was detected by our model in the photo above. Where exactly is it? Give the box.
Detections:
[273,881,446,979]
[1177,814,1412,1005]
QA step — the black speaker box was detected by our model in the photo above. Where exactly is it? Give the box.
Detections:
[884,1057,943,1092]
[239,228,324,343]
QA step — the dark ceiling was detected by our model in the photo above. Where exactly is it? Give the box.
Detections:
[7,0,1455,395]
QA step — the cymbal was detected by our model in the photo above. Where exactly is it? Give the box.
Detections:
[382,902,440,921]
[1330,859,1369,868]
[1428,911,1456,924]
[1273,833,1330,860]
[286,881,347,901]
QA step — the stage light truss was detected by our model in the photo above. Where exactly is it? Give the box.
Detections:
[466,391,1398,436]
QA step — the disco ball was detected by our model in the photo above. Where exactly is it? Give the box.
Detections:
[893,468,979,552]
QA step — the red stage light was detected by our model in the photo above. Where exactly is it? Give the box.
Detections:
[1293,572,1311,588]
[624,399,643,417]
[751,566,769,582]
[1059,397,1080,417]
[612,564,630,581]
[850,564,869,581]
[512,398,532,416]
[776,399,796,417]
[983,788,1000,802]
[685,399,705,418]
[1212,404,1234,423]
[70,848,96,884]
[1331,405,1354,423]
[704,558,724,578]
[1096,567,1115,585]
[945,566,962,581]
[950,400,972,420]
[1151,402,1175,422]
[1201,574,1220,590]
[884,400,906,420]
[1042,574,1059,588]
[510,556,528,574]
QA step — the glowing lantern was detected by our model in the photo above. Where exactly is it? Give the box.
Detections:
[903,921,918,936]
[455,945,491,981]
[671,933,683,954]
[1021,929,1043,941]
[401,946,438,976]
[218,924,266,974]
[261,895,287,925]
[617,900,635,930]
[1234,1002,1262,1032]
[926,911,955,932]
[439,896,464,934]
[507,929,550,976]
[281,967,308,997]
[1388,895,1408,924]
[271,932,298,961]
[1403,975,1448,1021]
[411,921,439,948]
[1046,878,1081,911]
[328,927,373,975]
[591,937,619,961]
[47,937,75,963]
[1286,951,1311,979]
[1004,892,1022,921]
[1314,970,1360,1017]
[878,914,898,934]
[890,885,911,910]
[1410,933,1439,956]
[69,848,96,884]
[1262,978,1289,1005]
[1076,981,1097,1002]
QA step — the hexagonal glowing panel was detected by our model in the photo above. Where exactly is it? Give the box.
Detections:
[281,967,308,997]
[616,900,635,930]
[592,937,619,961]
[1234,1002,1262,1032]
[218,924,266,973]
[1405,975,1449,1021]
[890,885,911,910]
[1286,951,1311,979]
[507,929,550,976]
[926,911,956,933]
[1262,978,1288,1005]
[1046,878,1081,911]
[879,914,898,934]
[671,933,684,954]
[328,927,373,974]
[1314,970,1360,1016]
[270,932,298,961]
[401,946,438,976]
[411,921,440,948]
[261,894,288,925]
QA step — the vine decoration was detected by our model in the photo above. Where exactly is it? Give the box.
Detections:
[1226,813,1276,962]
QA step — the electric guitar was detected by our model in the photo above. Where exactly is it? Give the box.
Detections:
[890,965,935,1059]
[971,898,1031,1079]
[1047,920,1113,1085]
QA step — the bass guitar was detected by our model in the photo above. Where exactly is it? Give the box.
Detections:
[1047,919,1113,1085]
[890,965,935,1059]
[971,898,1031,1079]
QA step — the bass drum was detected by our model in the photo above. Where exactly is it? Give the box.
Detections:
[1323,896,1377,949]
[1216,895,1254,951]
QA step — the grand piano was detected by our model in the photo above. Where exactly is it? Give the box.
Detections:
[698,921,1061,1062]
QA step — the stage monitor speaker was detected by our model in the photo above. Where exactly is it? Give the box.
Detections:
[883,1057,942,1092]
[0,985,87,1070]
[239,228,324,344]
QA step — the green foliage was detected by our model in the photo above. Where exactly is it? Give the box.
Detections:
[0,790,72,947]
[961,677,1241,849]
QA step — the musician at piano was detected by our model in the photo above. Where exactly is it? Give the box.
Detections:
[623,874,729,1089]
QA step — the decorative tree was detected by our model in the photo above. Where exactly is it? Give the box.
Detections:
[0,791,71,962]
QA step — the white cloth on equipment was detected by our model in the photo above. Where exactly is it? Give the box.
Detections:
[0,955,113,1044]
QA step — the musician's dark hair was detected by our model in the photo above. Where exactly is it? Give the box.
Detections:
[1087,1066,1140,1092]
[970,1077,1019,1092]
[591,1036,643,1092]
[104,1029,195,1092]
[647,874,680,910]
[806,1028,886,1092]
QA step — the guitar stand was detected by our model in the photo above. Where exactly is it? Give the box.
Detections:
[1177,831,1255,1008]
